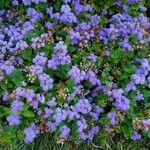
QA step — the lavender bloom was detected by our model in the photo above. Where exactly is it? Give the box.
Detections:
[30,65,44,75]
[45,21,55,29]
[31,33,48,49]
[11,100,24,112]
[47,121,56,132]
[44,107,53,118]
[138,6,147,12]
[7,114,20,126]
[48,41,71,69]
[68,66,86,84]
[142,119,150,131]
[47,97,57,107]
[135,92,144,101]
[112,89,130,111]
[2,91,9,101]
[23,21,34,32]
[75,98,92,114]
[62,0,71,4]
[24,89,35,102]
[33,52,48,66]
[125,59,150,92]
[27,8,43,23]
[147,76,150,83]
[60,5,77,24]
[87,126,99,140]
[88,54,97,62]
[85,70,99,86]
[125,82,136,92]
[38,73,53,91]
[12,0,19,5]
[102,9,108,15]
[89,105,103,121]
[107,112,118,125]
[22,0,47,6]
[131,130,141,141]
[24,123,39,143]
[127,0,141,4]
[22,0,32,6]
[77,117,88,133]
[114,96,130,111]
[69,14,100,46]
[105,51,110,56]
[59,125,70,139]
[74,2,92,15]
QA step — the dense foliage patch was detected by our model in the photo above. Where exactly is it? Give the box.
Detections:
[0,0,150,147]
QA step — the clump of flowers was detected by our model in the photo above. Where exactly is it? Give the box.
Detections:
[0,0,149,146]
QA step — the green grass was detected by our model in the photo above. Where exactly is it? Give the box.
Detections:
[0,133,149,150]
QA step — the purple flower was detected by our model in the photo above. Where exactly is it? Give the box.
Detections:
[135,92,144,101]
[12,0,19,5]
[102,9,108,15]
[87,126,99,140]
[2,91,9,101]
[114,96,130,111]
[45,21,55,29]
[112,89,130,111]
[22,0,31,6]
[59,125,70,139]
[47,97,57,107]
[7,114,20,126]
[85,70,99,86]
[88,54,97,62]
[68,66,86,84]
[138,6,147,12]
[105,51,110,56]
[127,0,141,4]
[38,73,53,92]
[60,5,77,24]
[11,100,24,112]
[131,131,141,141]
[27,8,43,23]
[125,82,136,92]
[107,112,118,125]
[48,41,71,69]
[62,0,71,4]
[33,52,48,66]
[24,123,39,143]
[44,107,53,118]
[47,121,56,132]
[142,119,150,131]
[75,98,92,114]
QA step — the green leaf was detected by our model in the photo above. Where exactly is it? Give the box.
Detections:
[65,80,74,92]
[29,86,38,92]
[65,36,71,45]
[44,44,54,56]
[17,130,24,140]
[111,48,122,58]
[21,49,32,62]
[11,69,24,86]
[1,107,11,116]
[122,124,133,139]
[0,133,12,144]
[143,130,150,138]
[99,116,109,124]
[0,81,7,91]
[22,104,30,112]
[0,0,11,9]
[22,110,35,118]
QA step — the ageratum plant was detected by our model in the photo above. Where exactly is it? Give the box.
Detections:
[0,0,150,146]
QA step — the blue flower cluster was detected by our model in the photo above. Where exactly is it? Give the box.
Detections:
[0,0,150,145]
